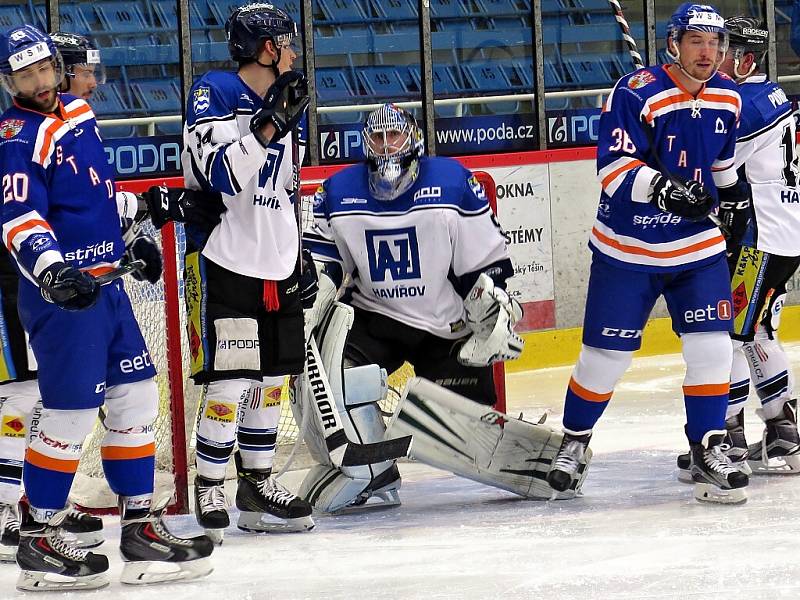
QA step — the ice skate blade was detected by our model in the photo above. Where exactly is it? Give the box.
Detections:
[204,528,225,545]
[237,511,315,533]
[0,543,16,562]
[121,556,213,585]
[336,488,402,514]
[693,483,747,505]
[59,529,105,549]
[16,569,109,592]
[748,453,800,474]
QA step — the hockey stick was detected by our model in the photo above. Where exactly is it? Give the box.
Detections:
[34,259,146,301]
[607,0,730,237]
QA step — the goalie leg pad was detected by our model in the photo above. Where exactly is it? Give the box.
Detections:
[386,377,591,499]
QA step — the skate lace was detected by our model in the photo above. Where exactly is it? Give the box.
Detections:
[149,518,194,546]
[706,444,737,475]
[198,483,228,513]
[256,478,296,507]
[48,529,90,561]
[552,439,585,474]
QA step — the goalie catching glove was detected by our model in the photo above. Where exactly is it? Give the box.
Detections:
[458,273,524,367]
[250,71,309,147]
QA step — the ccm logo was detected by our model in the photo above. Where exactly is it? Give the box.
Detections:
[601,328,642,338]
[684,301,731,324]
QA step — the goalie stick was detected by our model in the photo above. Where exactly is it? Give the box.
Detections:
[606,0,731,238]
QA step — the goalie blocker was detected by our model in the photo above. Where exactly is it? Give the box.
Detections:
[386,378,591,499]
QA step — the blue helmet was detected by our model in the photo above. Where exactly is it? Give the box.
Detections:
[226,3,298,63]
[667,3,727,43]
[0,25,64,99]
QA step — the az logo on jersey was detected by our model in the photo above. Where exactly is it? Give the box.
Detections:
[193,86,210,115]
[366,227,421,282]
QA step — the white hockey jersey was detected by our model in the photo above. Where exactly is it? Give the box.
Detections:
[181,70,306,279]
[733,74,800,256]
[304,156,513,340]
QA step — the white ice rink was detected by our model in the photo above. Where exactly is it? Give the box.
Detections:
[4,345,800,599]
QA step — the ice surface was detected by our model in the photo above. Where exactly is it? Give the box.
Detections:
[3,347,800,599]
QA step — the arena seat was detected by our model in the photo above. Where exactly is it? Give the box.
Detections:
[563,54,615,88]
[318,0,368,24]
[131,79,181,114]
[316,68,356,103]
[91,83,130,117]
[94,2,149,34]
[0,6,27,30]
[153,0,206,30]
[356,65,411,99]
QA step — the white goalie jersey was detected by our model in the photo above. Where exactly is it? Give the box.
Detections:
[181,70,306,279]
[304,156,513,339]
[734,74,800,256]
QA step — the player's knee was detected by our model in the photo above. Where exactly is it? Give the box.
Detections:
[103,379,159,431]
[0,380,40,417]
[682,331,732,384]
[198,378,251,438]
[29,407,98,460]
[572,344,633,392]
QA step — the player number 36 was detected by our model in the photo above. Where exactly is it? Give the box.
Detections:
[2,173,29,203]
[609,128,637,154]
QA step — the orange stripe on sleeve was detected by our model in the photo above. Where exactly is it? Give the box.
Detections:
[683,383,730,397]
[100,442,156,461]
[5,219,53,251]
[569,376,613,403]
[601,159,644,190]
[37,119,63,165]
[25,448,80,474]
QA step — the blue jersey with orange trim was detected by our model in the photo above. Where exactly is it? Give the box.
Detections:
[592,65,741,273]
[0,94,122,288]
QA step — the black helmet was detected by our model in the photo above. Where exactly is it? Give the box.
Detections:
[50,31,106,85]
[725,16,768,63]
[226,3,297,63]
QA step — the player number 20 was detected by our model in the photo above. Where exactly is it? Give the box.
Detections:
[2,173,28,203]
[609,128,637,153]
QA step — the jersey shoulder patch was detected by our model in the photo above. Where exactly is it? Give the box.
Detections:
[627,69,656,90]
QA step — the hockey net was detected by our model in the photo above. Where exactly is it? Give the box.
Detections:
[71,170,504,513]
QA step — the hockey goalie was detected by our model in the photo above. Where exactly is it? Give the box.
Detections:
[291,103,591,512]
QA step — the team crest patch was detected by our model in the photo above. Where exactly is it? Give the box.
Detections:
[1,415,25,438]
[205,401,236,423]
[0,118,24,139]
[193,86,211,115]
[628,71,656,90]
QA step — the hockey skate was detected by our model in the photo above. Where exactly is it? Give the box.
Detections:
[0,502,20,562]
[194,475,229,544]
[747,400,800,474]
[235,453,314,533]
[546,429,592,493]
[120,497,213,585]
[59,506,104,548]
[690,431,748,504]
[677,412,752,482]
[16,503,109,592]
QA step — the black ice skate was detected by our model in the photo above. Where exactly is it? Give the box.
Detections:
[546,429,592,493]
[59,506,104,548]
[690,430,748,504]
[0,502,20,562]
[16,504,109,592]
[747,400,800,474]
[194,475,229,544]
[119,497,214,585]
[677,412,751,482]
[235,452,314,533]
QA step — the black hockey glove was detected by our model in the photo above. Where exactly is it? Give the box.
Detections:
[649,174,715,222]
[250,71,309,147]
[124,234,163,284]
[141,185,226,231]
[39,262,99,311]
[717,180,752,247]
[299,248,318,310]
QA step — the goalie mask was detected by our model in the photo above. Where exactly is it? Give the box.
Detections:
[665,3,729,84]
[363,104,424,202]
[0,25,64,106]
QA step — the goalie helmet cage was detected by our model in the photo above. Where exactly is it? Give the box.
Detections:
[72,169,504,515]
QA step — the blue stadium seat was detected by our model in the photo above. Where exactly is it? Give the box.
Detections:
[0,6,26,30]
[153,0,205,30]
[271,0,301,22]
[318,0,367,23]
[91,84,129,117]
[563,54,614,87]
[316,69,355,103]
[541,0,564,14]
[132,79,181,114]
[192,42,229,63]
[94,2,149,34]
[462,62,521,114]
[210,0,245,26]
[356,65,410,99]
[430,0,474,18]
[56,4,94,33]
[373,0,416,20]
